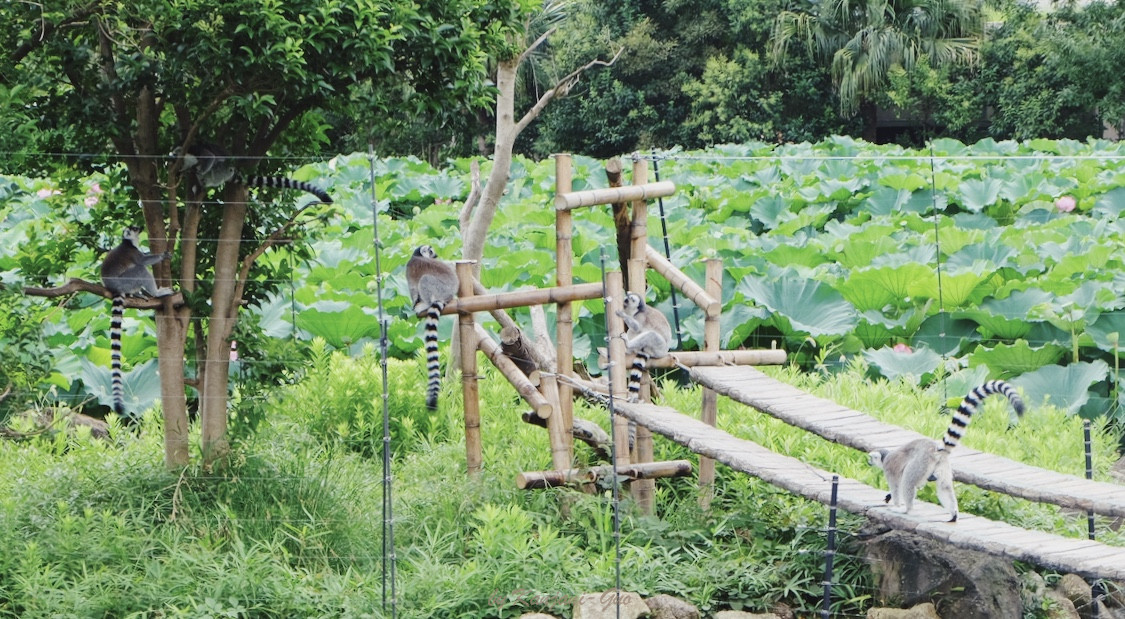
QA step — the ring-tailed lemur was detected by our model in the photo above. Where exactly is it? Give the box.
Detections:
[100,227,174,421]
[615,291,672,450]
[406,245,458,410]
[178,142,332,203]
[868,380,1025,522]
[616,292,672,402]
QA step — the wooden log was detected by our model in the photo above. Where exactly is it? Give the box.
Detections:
[599,349,789,369]
[555,154,576,470]
[475,323,553,419]
[529,304,558,370]
[517,459,693,490]
[499,326,538,376]
[522,411,610,461]
[554,181,676,211]
[699,258,722,509]
[606,158,632,282]
[456,261,482,476]
[645,245,720,318]
[629,160,649,281]
[540,372,571,468]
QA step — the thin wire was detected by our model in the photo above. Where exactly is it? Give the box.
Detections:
[368,146,397,618]
[598,248,623,619]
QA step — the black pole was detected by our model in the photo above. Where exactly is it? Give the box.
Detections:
[651,158,683,349]
[1084,420,1102,619]
[599,249,623,619]
[821,475,839,619]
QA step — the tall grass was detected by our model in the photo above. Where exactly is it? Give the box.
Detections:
[1,348,1119,617]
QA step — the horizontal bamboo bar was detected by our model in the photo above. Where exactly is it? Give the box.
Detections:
[651,349,787,368]
[475,323,553,419]
[644,245,720,318]
[597,348,788,369]
[442,282,603,315]
[555,181,676,211]
[517,459,693,490]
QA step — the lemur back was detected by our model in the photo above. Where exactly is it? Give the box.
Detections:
[100,227,174,420]
[180,142,333,203]
[405,245,458,410]
[868,380,1025,522]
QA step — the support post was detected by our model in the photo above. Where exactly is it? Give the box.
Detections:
[555,155,575,471]
[456,261,481,476]
[628,256,655,513]
[605,270,631,469]
[629,158,649,270]
[699,258,722,508]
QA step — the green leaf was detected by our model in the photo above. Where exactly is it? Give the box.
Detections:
[959,178,1003,212]
[864,346,943,382]
[1010,361,1109,415]
[967,340,1069,379]
[740,274,857,337]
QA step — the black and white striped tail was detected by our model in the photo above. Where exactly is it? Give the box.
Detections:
[627,354,649,403]
[110,295,126,417]
[942,380,1025,450]
[245,175,332,203]
[424,302,445,411]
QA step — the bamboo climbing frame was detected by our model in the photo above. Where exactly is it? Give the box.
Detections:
[450,154,787,512]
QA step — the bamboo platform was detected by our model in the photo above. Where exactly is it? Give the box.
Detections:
[612,399,1125,582]
[689,365,1125,519]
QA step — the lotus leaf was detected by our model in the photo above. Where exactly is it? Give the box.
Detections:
[864,345,943,382]
[1010,361,1109,415]
[968,340,1068,378]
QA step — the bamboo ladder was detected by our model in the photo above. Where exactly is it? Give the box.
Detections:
[444,154,786,513]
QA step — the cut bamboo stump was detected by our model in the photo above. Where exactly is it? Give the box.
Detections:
[474,324,552,419]
[517,460,693,490]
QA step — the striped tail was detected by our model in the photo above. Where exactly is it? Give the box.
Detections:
[627,354,648,403]
[424,302,445,411]
[942,380,1025,450]
[245,175,333,203]
[110,295,126,417]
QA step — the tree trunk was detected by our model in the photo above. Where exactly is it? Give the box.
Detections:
[861,99,879,143]
[198,189,247,466]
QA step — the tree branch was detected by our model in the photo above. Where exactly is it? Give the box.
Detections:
[23,278,183,308]
[458,159,482,228]
[514,47,624,135]
[8,3,100,77]
[230,204,314,316]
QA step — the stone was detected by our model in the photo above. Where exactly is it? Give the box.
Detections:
[572,591,649,619]
[644,594,699,619]
[1044,588,1080,619]
[866,603,941,619]
[860,528,1022,619]
[1057,573,1093,612]
[712,612,780,619]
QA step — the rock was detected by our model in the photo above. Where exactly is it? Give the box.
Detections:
[712,612,780,619]
[866,603,941,619]
[1021,571,1049,611]
[861,529,1022,619]
[1044,588,1080,619]
[572,591,649,619]
[1057,573,1093,611]
[644,594,699,619]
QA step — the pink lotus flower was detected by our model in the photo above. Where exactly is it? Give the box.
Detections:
[36,188,60,199]
[1055,196,1076,212]
[893,343,912,353]
[84,195,99,207]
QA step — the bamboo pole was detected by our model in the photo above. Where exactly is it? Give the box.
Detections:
[442,282,602,315]
[474,323,553,419]
[599,349,789,369]
[517,460,693,490]
[628,256,655,513]
[645,245,721,318]
[555,154,575,468]
[605,270,631,468]
[521,411,610,461]
[555,181,676,211]
[629,160,649,273]
[540,372,571,470]
[699,258,722,509]
[456,261,482,476]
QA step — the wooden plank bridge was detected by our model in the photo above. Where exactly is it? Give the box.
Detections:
[610,366,1125,582]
